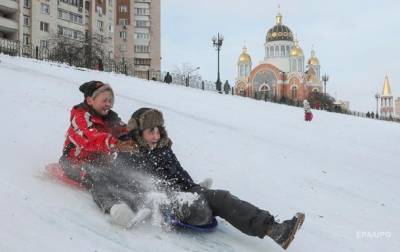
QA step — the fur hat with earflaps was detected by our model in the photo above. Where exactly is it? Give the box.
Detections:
[127,108,170,149]
[127,108,164,131]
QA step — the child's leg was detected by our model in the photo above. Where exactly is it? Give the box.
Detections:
[189,186,274,238]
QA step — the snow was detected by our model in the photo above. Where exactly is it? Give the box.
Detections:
[0,54,399,251]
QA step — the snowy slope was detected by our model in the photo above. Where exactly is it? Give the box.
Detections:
[0,54,399,252]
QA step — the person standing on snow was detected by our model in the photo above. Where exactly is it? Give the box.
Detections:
[303,99,313,121]
[115,107,305,250]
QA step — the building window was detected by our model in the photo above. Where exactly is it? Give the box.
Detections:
[108,24,113,32]
[119,44,127,52]
[23,15,30,26]
[58,9,83,24]
[134,58,151,66]
[120,31,127,39]
[41,3,50,14]
[134,20,150,28]
[23,34,30,45]
[97,20,103,31]
[109,0,113,6]
[58,25,83,40]
[134,45,150,53]
[134,32,150,39]
[96,6,103,16]
[23,0,31,8]
[40,22,49,32]
[40,40,48,49]
[134,8,150,15]
[119,19,128,25]
[120,5,127,13]
[60,0,79,7]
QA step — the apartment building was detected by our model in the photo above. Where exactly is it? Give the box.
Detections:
[0,0,20,41]
[1,0,161,79]
[115,0,160,79]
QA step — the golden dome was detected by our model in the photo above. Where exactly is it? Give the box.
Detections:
[238,46,251,64]
[290,40,303,57]
[382,75,392,96]
[308,49,320,65]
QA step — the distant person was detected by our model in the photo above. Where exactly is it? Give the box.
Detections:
[366,112,370,118]
[303,100,313,121]
[371,112,375,119]
[164,72,172,84]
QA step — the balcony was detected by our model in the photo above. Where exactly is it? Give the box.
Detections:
[0,16,18,33]
[0,0,18,13]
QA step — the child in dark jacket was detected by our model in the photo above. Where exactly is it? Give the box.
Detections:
[120,108,305,250]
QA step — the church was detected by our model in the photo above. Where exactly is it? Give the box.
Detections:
[234,12,324,102]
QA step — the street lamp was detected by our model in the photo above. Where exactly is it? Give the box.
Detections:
[186,66,200,87]
[322,73,329,94]
[212,33,223,93]
[375,92,380,116]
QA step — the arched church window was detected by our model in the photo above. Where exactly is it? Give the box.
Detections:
[291,85,298,100]
[240,65,245,77]
[286,45,290,56]
[292,60,297,72]
[275,45,279,57]
[252,70,277,92]
[271,47,274,57]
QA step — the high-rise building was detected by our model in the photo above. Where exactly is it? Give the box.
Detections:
[0,0,20,42]
[1,0,161,80]
[115,0,160,79]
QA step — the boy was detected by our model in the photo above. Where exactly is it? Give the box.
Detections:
[122,107,305,250]
[59,80,127,184]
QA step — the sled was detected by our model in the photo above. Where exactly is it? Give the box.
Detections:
[45,163,85,189]
[163,210,218,232]
[46,163,218,232]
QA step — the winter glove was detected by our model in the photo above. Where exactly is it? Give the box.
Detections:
[199,177,213,189]
[116,139,138,153]
[126,208,152,229]
[110,202,136,228]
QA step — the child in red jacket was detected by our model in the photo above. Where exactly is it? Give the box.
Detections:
[60,80,127,184]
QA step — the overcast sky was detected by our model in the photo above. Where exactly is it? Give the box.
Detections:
[160,0,400,112]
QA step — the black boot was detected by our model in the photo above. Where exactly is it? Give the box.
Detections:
[266,212,305,250]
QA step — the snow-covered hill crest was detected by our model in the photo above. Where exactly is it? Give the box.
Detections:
[0,54,399,251]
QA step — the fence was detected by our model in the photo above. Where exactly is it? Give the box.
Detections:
[0,38,160,80]
[160,71,217,92]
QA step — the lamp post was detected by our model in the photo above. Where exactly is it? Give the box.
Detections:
[322,73,329,94]
[375,92,380,116]
[186,66,200,87]
[212,33,223,93]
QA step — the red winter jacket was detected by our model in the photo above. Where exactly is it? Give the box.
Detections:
[62,103,127,166]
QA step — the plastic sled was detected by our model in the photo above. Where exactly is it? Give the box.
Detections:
[45,163,85,189]
[163,211,218,232]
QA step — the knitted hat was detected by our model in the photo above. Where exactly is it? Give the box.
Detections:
[79,80,114,100]
[127,108,164,132]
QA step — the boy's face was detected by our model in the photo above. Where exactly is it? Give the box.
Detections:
[142,127,161,150]
[86,91,113,116]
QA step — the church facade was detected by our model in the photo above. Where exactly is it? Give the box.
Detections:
[234,12,323,102]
